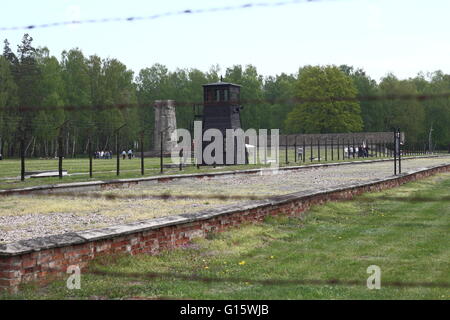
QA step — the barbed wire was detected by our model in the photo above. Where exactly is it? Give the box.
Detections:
[28,190,267,201]
[90,270,450,289]
[1,91,449,114]
[0,0,320,32]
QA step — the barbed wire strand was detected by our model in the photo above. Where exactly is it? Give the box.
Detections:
[1,91,449,114]
[0,0,320,32]
[90,270,450,289]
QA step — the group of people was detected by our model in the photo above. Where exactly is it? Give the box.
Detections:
[357,145,370,157]
[94,150,113,159]
[122,149,134,160]
[345,145,370,158]
[95,149,134,160]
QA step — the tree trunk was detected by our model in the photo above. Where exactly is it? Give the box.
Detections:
[25,137,34,156]
[72,129,76,158]
[66,131,70,156]
[53,139,58,158]
[103,136,109,151]
[30,137,36,158]
[84,139,90,154]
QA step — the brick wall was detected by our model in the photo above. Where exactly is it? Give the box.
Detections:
[1,163,449,292]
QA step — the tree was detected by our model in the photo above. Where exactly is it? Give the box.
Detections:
[339,65,381,132]
[285,65,363,133]
[0,56,19,156]
[264,73,297,130]
[378,74,425,144]
[411,71,450,148]
[224,65,265,130]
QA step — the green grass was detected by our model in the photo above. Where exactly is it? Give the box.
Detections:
[3,172,449,300]
[0,151,390,190]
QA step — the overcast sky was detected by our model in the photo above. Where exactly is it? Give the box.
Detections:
[1,0,449,82]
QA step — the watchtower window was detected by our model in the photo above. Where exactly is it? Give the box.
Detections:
[224,90,229,101]
[206,89,214,102]
[216,89,220,102]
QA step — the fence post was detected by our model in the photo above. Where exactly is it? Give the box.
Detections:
[58,134,63,179]
[347,140,350,160]
[56,120,69,179]
[160,131,164,173]
[285,135,289,164]
[398,128,401,174]
[20,137,25,181]
[116,133,120,176]
[140,131,145,176]
[310,138,313,162]
[294,136,297,163]
[88,137,93,178]
[337,138,340,160]
[303,138,306,163]
[352,138,355,158]
[393,131,397,175]
[325,138,328,162]
[317,139,321,162]
[331,138,334,161]
[115,123,126,176]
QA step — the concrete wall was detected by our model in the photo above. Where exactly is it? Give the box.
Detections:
[153,100,177,152]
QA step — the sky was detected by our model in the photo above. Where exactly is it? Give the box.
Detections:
[0,0,449,82]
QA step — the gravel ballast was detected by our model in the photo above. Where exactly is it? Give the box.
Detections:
[1,157,449,243]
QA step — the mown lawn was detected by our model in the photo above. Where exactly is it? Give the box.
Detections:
[2,172,450,300]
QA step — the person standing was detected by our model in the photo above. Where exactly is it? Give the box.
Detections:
[128,149,133,160]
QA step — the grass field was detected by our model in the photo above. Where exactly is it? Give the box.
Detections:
[4,171,449,300]
[0,148,390,190]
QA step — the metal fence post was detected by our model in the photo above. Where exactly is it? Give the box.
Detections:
[352,138,355,158]
[160,131,164,174]
[399,130,402,171]
[56,121,69,179]
[294,136,297,163]
[318,139,321,162]
[88,137,93,178]
[285,135,289,164]
[337,138,340,161]
[140,131,145,176]
[303,138,306,163]
[394,130,397,175]
[115,123,126,176]
[116,132,120,176]
[347,140,350,160]
[20,137,25,181]
[331,138,334,161]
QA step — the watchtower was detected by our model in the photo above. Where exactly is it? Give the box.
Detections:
[202,82,243,133]
[199,81,246,165]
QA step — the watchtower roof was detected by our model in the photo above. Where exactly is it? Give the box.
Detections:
[202,82,241,87]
